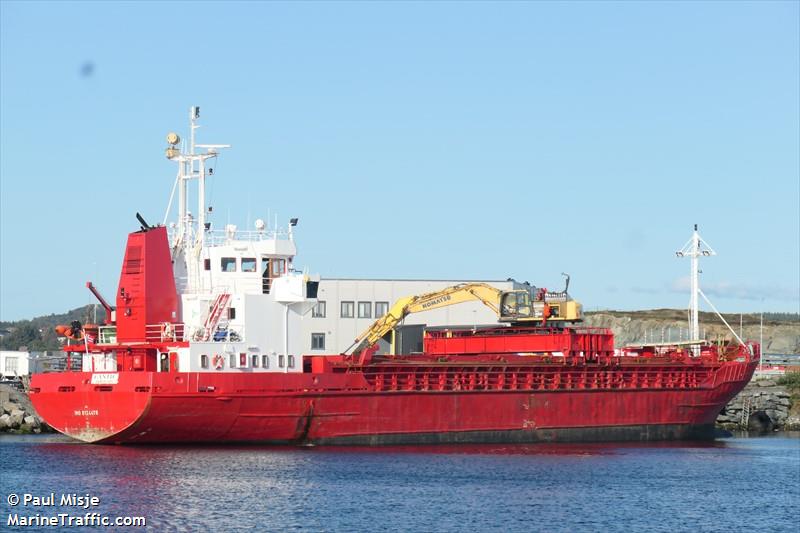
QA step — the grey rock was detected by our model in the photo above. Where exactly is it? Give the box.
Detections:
[8,412,23,428]
[2,401,16,415]
[23,415,39,428]
[0,413,9,429]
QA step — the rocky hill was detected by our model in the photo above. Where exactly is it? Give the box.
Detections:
[584,309,799,354]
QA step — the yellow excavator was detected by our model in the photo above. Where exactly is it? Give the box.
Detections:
[347,279,582,356]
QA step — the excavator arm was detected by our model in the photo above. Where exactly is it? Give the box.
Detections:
[346,280,583,357]
[347,283,503,355]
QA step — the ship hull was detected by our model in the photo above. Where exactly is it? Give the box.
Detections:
[30,359,755,445]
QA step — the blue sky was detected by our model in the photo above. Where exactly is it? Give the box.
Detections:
[1,1,798,321]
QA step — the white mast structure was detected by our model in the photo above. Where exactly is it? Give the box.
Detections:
[163,106,230,292]
[675,225,747,353]
[675,224,715,342]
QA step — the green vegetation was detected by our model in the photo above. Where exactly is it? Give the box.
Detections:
[776,372,800,390]
[0,305,98,351]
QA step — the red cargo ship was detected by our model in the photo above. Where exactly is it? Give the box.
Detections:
[29,109,758,444]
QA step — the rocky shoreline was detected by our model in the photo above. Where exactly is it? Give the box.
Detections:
[0,384,52,434]
[715,377,799,432]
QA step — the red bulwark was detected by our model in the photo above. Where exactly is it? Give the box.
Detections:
[115,227,178,343]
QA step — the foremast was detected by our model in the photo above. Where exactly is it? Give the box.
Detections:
[675,224,747,354]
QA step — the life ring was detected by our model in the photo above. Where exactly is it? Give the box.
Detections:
[161,322,173,341]
[212,354,224,370]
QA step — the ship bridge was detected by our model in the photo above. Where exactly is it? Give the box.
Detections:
[171,223,298,296]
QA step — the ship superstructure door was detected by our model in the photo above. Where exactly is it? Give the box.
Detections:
[261,257,286,294]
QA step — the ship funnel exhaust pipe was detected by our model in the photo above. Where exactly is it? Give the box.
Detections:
[136,212,152,232]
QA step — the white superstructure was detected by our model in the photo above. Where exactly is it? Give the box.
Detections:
[162,107,318,373]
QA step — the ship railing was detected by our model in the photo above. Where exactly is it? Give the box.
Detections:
[168,227,292,247]
[174,276,262,295]
[144,323,188,343]
[204,228,291,246]
[97,326,118,344]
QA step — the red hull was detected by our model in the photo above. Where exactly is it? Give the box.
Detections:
[30,357,756,445]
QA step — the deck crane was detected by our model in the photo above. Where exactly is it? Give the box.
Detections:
[346,280,582,357]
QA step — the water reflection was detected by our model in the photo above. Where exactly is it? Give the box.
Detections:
[2,434,797,533]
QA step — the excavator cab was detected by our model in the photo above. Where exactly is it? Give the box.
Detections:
[499,291,534,321]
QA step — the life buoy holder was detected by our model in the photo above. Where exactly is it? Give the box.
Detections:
[212,354,224,370]
[161,322,173,341]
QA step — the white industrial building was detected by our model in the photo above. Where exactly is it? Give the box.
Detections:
[0,350,30,378]
[297,278,518,354]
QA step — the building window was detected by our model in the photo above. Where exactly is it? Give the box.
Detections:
[4,357,18,374]
[200,354,209,369]
[229,353,236,368]
[311,333,325,350]
[312,301,326,318]
[288,355,296,368]
[251,354,259,368]
[358,301,372,319]
[242,258,256,272]
[262,355,270,368]
[341,301,354,318]
[278,355,285,368]
[204,259,211,271]
[375,301,389,318]
[221,257,236,272]
[228,308,236,320]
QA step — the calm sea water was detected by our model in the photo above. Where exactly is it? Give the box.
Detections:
[1,434,798,532]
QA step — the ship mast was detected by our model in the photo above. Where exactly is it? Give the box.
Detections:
[675,224,715,342]
[164,106,230,292]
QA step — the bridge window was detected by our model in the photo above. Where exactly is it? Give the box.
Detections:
[242,258,256,272]
[239,353,247,367]
[221,257,236,272]
[375,301,389,318]
[261,355,270,368]
[358,301,372,319]
[200,354,209,369]
[341,301,354,318]
[278,355,285,368]
[229,353,236,368]
[311,333,325,350]
[288,355,296,368]
[312,301,326,318]
[251,354,259,368]
[204,259,211,271]
[228,308,236,320]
